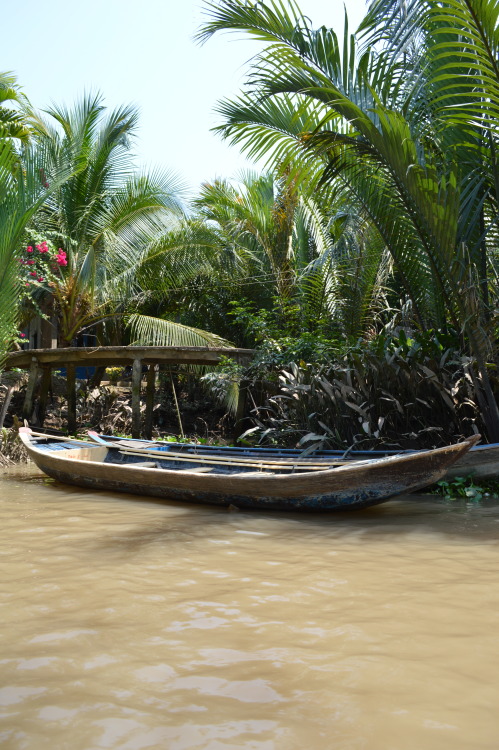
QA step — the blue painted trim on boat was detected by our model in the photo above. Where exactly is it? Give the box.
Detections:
[97,433,384,456]
[36,441,102,452]
[99,433,491,456]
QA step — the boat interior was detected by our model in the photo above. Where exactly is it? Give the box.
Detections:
[29,435,344,476]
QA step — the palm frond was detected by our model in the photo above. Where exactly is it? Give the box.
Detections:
[127,314,233,348]
[0,142,73,367]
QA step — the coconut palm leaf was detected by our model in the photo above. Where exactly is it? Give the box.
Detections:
[363,0,499,129]
[0,142,72,368]
[0,72,30,147]
[126,314,232,348]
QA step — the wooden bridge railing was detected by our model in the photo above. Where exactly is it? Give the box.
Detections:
[4,346,254,439]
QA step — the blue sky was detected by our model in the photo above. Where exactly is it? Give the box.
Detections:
[4,0,366,194]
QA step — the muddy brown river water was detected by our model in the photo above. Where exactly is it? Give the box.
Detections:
[1,465,499,750]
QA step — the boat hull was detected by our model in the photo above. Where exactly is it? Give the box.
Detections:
[20,432,480,512]
[31,462,406,511]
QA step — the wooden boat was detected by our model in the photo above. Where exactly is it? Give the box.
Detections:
[19,428,479,512]
[92,432,499,480]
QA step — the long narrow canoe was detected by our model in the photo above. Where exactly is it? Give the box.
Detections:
[92,433,499,480]
[19,429,479,512]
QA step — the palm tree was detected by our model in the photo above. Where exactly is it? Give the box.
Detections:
[359,0,499,306]
[196,173,299,317]
[198,0,499,439]
[193,171,391,341]
[26,94,229,348]
[0,72,30,148]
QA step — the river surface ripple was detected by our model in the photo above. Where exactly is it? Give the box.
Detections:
[1,465,499,750]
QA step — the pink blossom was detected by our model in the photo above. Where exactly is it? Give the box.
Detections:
[25,282,30,287]
[26,247,33,254]
[37,277,44,282]
[37,242,49,253]
[30,271,37,277]
[19,333,26,338]
[27,260,35,265]
[55,249,67,266]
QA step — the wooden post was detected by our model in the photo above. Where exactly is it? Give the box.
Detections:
[233,378,249,442]
[89,365,106,389]
[36,367,52,427]
[66,364,77,435]
[132,358,142,438]
[23,357,40,423]
[144,364,156,440]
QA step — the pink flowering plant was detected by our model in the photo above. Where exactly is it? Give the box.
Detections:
[17,233,77,344]
[18,232,99,346]
[19,235,68,296]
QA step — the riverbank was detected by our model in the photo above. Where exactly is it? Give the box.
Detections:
[0,425,29,466]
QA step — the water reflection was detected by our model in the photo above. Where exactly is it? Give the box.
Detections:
[1,464,499,749]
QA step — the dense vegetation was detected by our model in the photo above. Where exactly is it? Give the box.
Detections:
[1,0,498,448]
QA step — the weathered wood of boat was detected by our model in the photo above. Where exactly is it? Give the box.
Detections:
[92,432,499,480]
[19,429,479,512]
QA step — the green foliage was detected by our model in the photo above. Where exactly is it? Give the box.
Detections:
[201,355,245,415]
[105,367,124,383]
[228,299,332,347]
[435,475,487,500]
[239,330,483,448]
[191,172,394,345]
[127,314,231,348]
[0,72,30,146]
[227,300,279,343]
[199,0,499,440]
[0,140,72,369]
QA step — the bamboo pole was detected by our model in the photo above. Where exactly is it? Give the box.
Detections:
[28,429,351,469]
[66,364,77,435]
[170,370,185,439]
[117,445,347,471]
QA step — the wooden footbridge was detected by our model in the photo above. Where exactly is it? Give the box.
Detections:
[4,346,254,438]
